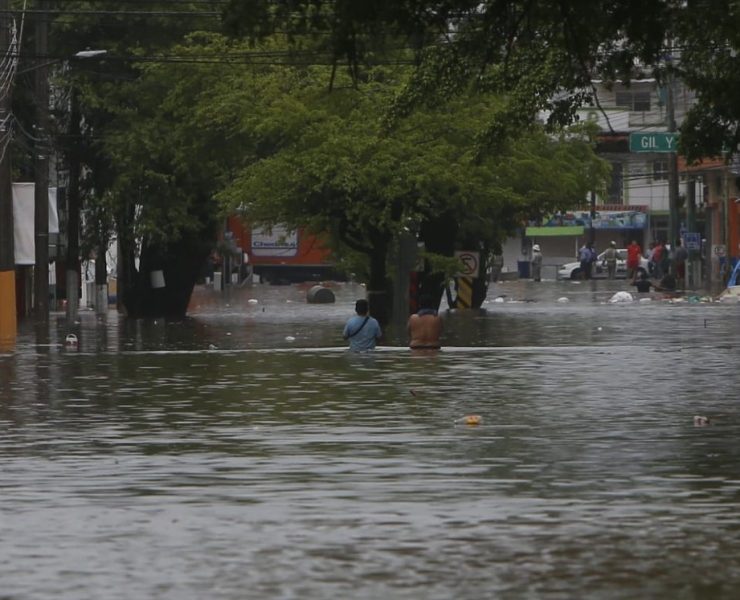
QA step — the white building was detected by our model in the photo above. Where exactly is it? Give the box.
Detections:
[502,76,707,279]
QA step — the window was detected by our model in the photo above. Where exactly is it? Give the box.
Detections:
[652,160,668,181]
[615,90,651,111]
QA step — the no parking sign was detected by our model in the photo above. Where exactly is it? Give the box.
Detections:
[455,251,480,278]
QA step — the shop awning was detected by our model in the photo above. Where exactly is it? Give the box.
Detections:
[525,226,584,237]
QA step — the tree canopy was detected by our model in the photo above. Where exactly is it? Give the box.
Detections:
[222,0,740,159]
[7,0,737,317]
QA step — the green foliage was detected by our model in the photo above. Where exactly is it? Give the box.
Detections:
[676,1,740,161]
[222,1,740,163]
[17,0,734,271]
[213,52,609,281]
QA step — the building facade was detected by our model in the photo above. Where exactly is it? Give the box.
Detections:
[506,76,740,286]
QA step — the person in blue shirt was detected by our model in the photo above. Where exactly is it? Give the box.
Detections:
[343,299,382,351]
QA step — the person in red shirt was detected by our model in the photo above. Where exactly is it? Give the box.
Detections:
[626,240,642,282]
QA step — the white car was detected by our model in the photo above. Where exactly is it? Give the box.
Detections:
[557,249,649,280]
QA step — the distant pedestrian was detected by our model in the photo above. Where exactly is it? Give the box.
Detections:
[660,240,671,278]
[531,244,543,282]
[647,242,657,276]
[578,242,594,279]
[343,299,382,352]
[673,239,688,289]
[626,239,642,282]
[652,241,665,278]
[604,241,618,279]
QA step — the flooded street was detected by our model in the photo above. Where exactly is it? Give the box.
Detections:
[2,280,740,599]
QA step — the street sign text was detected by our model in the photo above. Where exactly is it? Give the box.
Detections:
[629,132,678,153]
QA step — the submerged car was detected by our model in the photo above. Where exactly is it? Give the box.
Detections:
[557,249,649,280]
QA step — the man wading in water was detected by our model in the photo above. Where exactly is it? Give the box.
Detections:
[343,299,382,352]
[407,294,443,351]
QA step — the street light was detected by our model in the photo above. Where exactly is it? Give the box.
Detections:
[74,50,107,59]
[64,49,107,322]
[14,46,107,322]
[33,0,50,319]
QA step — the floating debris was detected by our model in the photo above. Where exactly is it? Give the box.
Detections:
[694,416,710,427]
[609,291,634,303]
[457,414,482,426]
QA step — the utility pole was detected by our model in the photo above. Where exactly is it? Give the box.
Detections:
[0,0,16,344]
[65,87,80,321]
[33,0,49,318]
[589,190,596,245]
[686,176,697,288]
[665,57,680,247]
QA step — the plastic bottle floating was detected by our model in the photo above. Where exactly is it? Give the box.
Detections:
[64,333,78,346]
[693,415,710,427]
[458,414,482,426]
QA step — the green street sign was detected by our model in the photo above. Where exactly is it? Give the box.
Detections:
[629,132,678,153]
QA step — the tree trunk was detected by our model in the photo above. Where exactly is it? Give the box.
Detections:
[366,237,391,325]
[417,213,490,309]
[95,242,108,314]
[120,234,211,319]
[417,211,456,310]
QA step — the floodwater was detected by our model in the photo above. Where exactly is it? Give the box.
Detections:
[2,280,740,599]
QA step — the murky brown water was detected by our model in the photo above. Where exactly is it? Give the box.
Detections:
[2,281,739,599]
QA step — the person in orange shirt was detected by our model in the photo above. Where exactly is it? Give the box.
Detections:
[626,239,642,282]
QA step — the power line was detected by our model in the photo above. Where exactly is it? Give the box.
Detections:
[47,0,229,4]
[3,8,222,16]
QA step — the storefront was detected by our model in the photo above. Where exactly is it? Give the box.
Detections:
[527,206,649,253]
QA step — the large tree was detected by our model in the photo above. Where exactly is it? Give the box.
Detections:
[674,1,740,160]
[25,1,227,318]
[222,1,740,160]
[214,54,608,317]
[16,0,734,319]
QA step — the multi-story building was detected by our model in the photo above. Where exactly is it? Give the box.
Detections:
[505,76,740,286]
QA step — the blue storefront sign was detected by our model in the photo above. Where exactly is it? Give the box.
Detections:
[542,209,648,230]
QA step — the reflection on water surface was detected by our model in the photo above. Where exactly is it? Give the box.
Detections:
[2,281,740,599]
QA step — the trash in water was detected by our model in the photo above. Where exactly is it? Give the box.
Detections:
[609,291,633,303]
[457,414,482,426]
[693,416,710,427]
